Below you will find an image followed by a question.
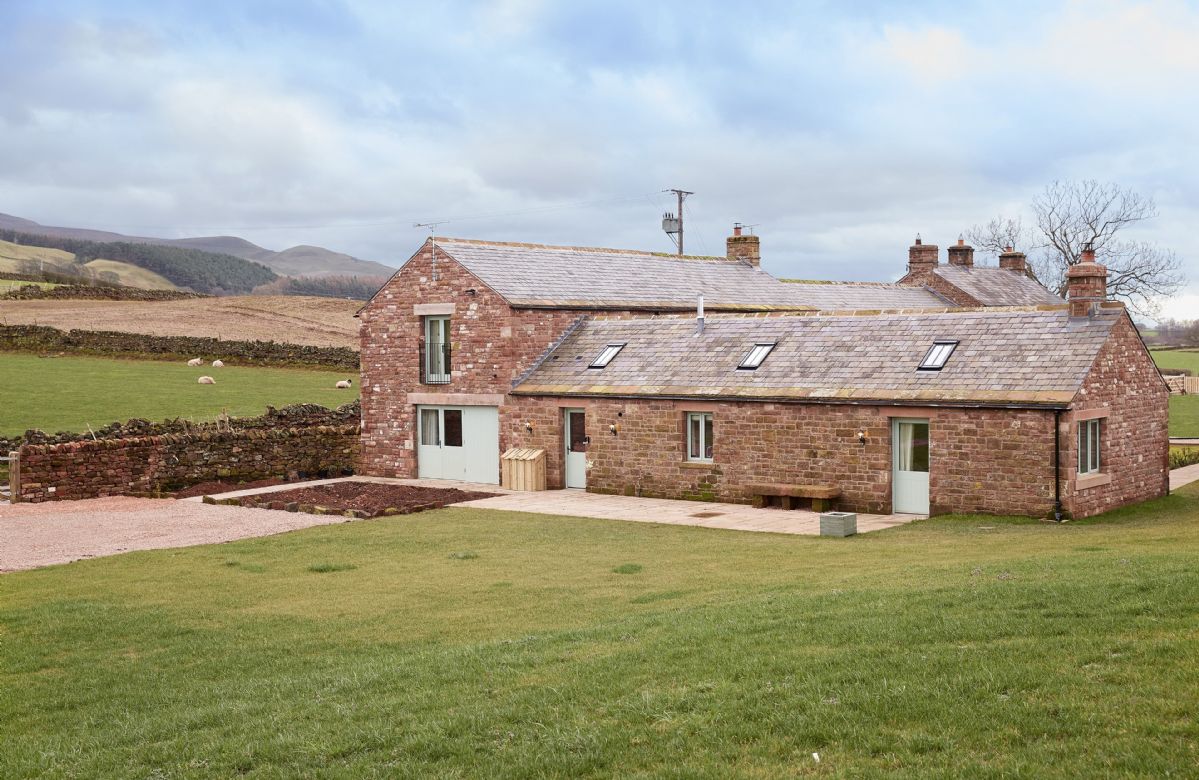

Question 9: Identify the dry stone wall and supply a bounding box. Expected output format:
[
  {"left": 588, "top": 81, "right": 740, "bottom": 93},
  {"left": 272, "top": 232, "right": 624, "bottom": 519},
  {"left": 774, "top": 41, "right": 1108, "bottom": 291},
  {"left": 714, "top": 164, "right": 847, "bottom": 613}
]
[
  {"left": 0, "top": 324, "right": 359, "bottom": 369},
  {"left": 14, "top": 424, "right": 359, "bottom": 503}
]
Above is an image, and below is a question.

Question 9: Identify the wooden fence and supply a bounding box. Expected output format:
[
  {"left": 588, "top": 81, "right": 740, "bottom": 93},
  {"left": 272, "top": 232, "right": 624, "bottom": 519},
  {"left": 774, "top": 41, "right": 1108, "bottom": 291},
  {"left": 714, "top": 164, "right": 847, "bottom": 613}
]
[{"left": 1187, "top": 377, "right": 1199, "bottom": 395}]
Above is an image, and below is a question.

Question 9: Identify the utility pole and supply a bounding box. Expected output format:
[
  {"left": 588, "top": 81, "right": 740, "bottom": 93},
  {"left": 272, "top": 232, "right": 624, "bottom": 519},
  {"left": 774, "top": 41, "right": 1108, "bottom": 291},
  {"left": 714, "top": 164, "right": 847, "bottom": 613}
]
[{"left": 662, "top": 188, "right": 693, "bottom": 255}]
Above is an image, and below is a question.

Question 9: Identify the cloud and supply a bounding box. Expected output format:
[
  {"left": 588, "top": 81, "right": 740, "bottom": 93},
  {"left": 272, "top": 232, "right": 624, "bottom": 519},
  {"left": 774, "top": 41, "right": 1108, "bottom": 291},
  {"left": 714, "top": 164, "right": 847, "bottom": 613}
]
[{"left": 0, "top": 0, "right": 1193, "bottom": 309}]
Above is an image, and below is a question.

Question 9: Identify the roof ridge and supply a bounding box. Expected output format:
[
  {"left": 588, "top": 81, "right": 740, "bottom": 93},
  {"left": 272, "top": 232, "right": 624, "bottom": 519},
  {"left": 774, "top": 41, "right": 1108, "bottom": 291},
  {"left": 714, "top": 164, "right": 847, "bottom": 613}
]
[
  {"left": 433, "top": 236, "right": 731, "bottom": 262},
  {"left": 575, "top": 303, "right": 1076, "bottom": 324},
  {"left": 780, "top": 279, "right": 914, "bottom": 288}
]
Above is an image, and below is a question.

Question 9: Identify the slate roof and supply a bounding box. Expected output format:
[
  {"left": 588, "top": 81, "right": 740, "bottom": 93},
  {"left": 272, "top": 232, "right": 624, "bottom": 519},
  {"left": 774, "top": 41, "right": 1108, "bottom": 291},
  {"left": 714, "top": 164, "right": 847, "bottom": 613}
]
[
  {"left": 781, "top": 280, "right": 950, "bottom": 309},
  {"left": 932, "top": 266, "right": 1063, "bottom": 307},
  {"left": 513, "top": 306, "right": 1118, "bottom": 406},
  {"left": 435, "top": 239, "right": 814, "bottom": 310}
]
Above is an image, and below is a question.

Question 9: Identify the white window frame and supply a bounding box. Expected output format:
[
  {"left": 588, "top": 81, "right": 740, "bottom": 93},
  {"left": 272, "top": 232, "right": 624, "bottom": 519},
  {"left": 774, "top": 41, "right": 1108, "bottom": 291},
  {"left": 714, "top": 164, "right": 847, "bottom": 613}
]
[
  {"left": 424, "top": 315, "right": 451, "bottom": 382},
  {"left": 1078, "top": 418, "right": 1101, "bottom": 475},
  {"left": 589, "top": 343, "right": 625, "bottom": 369},
  {"left": 686, "top": 412, "right": 714, "bottom": 463},
  {"left": 738, "top": 342, "right": 776, "bottom": 370},
  {"left": 918, "top": 340, "right": 958, "bottom": 371}
]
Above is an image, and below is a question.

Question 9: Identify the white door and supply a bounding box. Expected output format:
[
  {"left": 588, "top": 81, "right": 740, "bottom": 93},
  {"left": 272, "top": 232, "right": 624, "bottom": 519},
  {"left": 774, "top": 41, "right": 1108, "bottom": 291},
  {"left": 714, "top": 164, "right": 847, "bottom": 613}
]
[
  {"left": 564, "top": 409, "right": 587, "bottom": 489},
  {"left": 416, "top": 405, "right": 499, "bottom": 484},
  {"left": 892, "top": 418, "right": 930, "bottom": 514}
]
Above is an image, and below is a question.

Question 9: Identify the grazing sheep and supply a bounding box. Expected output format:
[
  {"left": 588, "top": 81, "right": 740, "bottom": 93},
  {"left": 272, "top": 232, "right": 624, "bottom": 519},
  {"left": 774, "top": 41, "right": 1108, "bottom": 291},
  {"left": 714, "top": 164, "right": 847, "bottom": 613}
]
[
  {"left": 336, "top": 379, "right": 353, "bottom": 389},
  {"left": 197, "top": 375, "right": 216, "bottom": 385},
  {"left": 187, "top": 357, "right": 203, "bottom": 367},
  {"left": 211, "top": 359, "right": 225, "bottom": 368}
]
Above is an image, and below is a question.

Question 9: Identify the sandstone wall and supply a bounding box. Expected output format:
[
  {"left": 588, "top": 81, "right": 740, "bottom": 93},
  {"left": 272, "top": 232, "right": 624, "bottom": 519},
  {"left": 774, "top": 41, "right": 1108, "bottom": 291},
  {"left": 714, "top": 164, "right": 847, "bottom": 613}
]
[{"left": 14, "top": 424, "right": 359, "bottom": 503}]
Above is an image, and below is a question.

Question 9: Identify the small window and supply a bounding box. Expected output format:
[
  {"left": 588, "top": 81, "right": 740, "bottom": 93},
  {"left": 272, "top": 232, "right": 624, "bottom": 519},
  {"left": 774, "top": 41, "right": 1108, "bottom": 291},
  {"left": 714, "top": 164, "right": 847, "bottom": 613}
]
[
  {"left": 420, "top": 408, "right": 440, "bottom": 446},
  {"left": 589, "top": 343, "right": 625, "bottom": 369},
  {"left": 1078, "top": 419, "right": 1101, "bottom": 475},
  {"left": 738, "top": 342, "right": 776, "bottom": 370},
  {"left": 918, "top": 340, "right": 958, "bottom": 371},
  {"left": 443, "top": 409, "right": 463, "bottom": 447},
  {"left": 686, "top": 412, "right": 714, "bottom": 462}
]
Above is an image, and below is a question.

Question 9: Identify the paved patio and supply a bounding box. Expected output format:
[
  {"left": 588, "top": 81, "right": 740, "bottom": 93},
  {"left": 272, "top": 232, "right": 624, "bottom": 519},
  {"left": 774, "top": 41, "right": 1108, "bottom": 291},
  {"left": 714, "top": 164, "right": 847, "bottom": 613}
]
[
  {"left": 188, "top": 477, "right": 920, "bottom": 536},
  {"left": 1170, "top": 462, "right": 1199, "bottom": 491}
]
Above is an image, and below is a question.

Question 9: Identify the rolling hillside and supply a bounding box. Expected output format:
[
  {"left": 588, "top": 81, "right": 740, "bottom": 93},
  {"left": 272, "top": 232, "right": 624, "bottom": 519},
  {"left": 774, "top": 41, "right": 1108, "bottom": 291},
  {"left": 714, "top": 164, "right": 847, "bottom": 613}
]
[
  {"left": 0, "top": 239, "right": 178, "bottom": 290},
  {"left": 0, "top": 212, "right": 394, "bottom": 277}
]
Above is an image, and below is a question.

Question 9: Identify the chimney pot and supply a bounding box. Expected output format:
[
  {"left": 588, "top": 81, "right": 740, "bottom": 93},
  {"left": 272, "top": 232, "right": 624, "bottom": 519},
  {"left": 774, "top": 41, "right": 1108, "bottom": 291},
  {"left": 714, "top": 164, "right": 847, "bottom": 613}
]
[
  {"left": 998, "top": 247, "right": 1028, "bottom": 274},
  {"left": 906, "top": 236, "right": 939, "bottom": 280},
  {"left": 947, "top": 240, "right": 974, "bottom": 268},
  {"left": 727, "top": 227, "right": 760, "bottom": 266},
  {"left": 1067, "top": 246, "right": 1108, "bottom": 317}
]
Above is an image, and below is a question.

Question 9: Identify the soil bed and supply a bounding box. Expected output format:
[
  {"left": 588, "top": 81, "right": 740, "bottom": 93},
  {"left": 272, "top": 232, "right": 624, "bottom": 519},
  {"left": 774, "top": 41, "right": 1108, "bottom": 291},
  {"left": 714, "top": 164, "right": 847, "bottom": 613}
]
[
  {"left": 173, "top": 477, "right": 288, "bottom": 499},
  {"left": 227, "top": 482, "right": 497, "bottom": 518}
]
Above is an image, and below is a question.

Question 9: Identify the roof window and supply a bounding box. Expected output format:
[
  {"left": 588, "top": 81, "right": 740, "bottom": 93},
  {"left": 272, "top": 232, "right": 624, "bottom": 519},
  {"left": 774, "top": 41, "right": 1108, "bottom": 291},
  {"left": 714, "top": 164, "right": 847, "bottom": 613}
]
[
  {"left": 589, "top": 343, "right": 625, "bottom": 369},
  {"left": 738, "top": 342, "right": 776, "bottom": 370},
  {"left": 918, "top": 340, "right": 958, "bottom": 371}
]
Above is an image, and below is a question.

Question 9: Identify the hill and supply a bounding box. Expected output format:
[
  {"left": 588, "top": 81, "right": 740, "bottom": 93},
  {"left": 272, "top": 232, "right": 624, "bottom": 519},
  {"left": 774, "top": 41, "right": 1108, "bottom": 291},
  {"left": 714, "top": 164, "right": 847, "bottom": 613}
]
[
  {"left": 0, "top": 212, "right": 395, "bottom": 278},
  {"left": 0, "top": 295, "right": 361, "bottom": 348},
  {"left": 0, "top": 238, "right": 178, "bottom": 290}
]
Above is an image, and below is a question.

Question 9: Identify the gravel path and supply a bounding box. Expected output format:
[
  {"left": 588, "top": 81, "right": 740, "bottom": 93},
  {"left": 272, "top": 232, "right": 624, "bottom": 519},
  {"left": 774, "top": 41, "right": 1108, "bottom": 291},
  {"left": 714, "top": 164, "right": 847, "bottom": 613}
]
[{"left": 0, "top": 497, "right": 359, "bottom": 572}]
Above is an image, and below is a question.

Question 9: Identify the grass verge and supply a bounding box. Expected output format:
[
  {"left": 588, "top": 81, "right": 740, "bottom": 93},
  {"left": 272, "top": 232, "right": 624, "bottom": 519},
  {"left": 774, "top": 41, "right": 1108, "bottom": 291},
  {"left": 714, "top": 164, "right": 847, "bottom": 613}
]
[
  {"left": 3, "top": 485, "right": 1199, "bottom": 776},
  {"left": 1169, "top": 395, "right": 1199, "bottom": 438}
]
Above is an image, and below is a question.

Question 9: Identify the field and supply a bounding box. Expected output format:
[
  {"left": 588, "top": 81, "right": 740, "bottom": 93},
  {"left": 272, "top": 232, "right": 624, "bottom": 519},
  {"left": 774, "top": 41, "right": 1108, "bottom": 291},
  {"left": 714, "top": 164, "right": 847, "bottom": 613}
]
[
  {"left": 1152, "top": 348, "right": 1199, "bottom": 374},
  {"left": 0, "top": 353, "right": 357, "bottom": 436},
  {"left": 0, "top": 295, "right": 360, "bottom": 348},
  {"left": 2, "top": 484, "right": 1197, "bottom": 777},
  {"left": 0, "top": 239, "right": 177, "bottom": 290},
  {"left": 0, "top": 279, "right": 59, "bottom": 292},
  {"left": 1170, "top": 396, "right": 1199, "bottom": 437}
]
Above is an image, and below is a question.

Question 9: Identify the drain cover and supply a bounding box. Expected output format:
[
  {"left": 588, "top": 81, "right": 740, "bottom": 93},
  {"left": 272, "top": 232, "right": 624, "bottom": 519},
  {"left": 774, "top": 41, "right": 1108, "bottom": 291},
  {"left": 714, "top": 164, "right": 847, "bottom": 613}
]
[{"left": 690, "top": 511, "right": 724, "bottom": 518}]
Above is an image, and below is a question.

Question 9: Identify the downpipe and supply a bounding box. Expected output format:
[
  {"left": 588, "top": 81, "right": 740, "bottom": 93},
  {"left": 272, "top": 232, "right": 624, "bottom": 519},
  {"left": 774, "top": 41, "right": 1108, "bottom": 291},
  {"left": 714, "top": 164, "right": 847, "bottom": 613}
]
[{"left": 1053, "top": 409, "right": 1064, "bottom": 522}]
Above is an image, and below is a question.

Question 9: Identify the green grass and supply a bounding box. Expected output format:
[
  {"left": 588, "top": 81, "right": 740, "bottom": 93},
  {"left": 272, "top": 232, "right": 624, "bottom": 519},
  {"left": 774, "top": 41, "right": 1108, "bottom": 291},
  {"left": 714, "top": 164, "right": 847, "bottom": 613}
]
[
  {"left": 1152, "top": 348, "right": 1199, "bottom": 374},
  {"left": 0, "top": 279, "right": 59, "bottom": 292},
  {"left": 1169, "top": 395, "right": 1199, "bottom": 438},
  {"left": 4, "top": 487, "right": 1199, "bottom": 777},
  {"left": 0, "top": 353, "right": 357, "bottom": 436}
]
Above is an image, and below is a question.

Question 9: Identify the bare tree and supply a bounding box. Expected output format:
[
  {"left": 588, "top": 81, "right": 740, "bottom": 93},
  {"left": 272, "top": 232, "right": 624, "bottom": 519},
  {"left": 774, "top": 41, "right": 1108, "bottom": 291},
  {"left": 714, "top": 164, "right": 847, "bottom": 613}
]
[
  {"left": 969, "top": 180, "right": 1185, "bottom": 315},
  {"left": 965, "top": 215, "right": 1034, "bottom": 260}
]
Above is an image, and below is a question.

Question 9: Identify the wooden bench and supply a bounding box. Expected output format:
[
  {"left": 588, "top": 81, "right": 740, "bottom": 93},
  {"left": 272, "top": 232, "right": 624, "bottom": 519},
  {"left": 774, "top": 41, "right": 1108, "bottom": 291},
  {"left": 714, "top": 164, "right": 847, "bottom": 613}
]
[{"left": 746, "top": 483, "right": 841, "bottom": 512}]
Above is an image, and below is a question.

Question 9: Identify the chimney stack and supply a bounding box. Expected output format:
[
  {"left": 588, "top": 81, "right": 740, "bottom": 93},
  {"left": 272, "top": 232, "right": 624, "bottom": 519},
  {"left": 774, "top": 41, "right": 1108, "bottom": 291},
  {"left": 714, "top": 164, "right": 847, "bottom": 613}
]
[
  {"left": 906, "top": 235, "right": 939, "bottom": 279},
  {"left": 998, "top": 245, "right": 1028, "bottom": 274},
  {"left": 1067, "top": 244, "right": 1108, "bottom": 317},
  {"left": 947, "top": 236, "right": 974, "bottom": 268},
  {"left": 727, "top": 223, "right": 760, "bottom": 267}
]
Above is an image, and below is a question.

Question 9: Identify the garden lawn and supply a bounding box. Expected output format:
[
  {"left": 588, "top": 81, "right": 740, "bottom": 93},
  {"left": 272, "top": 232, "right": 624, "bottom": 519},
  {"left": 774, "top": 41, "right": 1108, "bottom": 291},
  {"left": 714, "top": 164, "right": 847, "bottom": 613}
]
[
  {"left": 0, "top": 353, "right": 357, "bottom": 436},
  {"left": 1170, "top": 395, "right": 1199, "bottom": 437},
  {"left": 3, "top": 485, "right": 1199, "bottom": 777}
]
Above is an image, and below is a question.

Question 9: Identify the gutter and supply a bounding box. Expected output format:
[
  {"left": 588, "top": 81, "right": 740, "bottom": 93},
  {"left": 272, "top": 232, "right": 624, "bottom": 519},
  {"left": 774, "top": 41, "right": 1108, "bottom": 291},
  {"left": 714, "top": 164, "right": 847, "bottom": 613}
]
[{"left": 507, "top": 389, "right": 1071, "bottom": 412}]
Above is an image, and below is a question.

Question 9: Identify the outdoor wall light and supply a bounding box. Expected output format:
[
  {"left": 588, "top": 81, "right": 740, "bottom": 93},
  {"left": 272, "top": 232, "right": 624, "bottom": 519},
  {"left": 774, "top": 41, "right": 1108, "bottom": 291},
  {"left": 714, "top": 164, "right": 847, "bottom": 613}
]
[
  {"left": 857, "top": 429, "right": 867, "bottom": 444},
  {"left": 609, "top": 424, "right": 619, "bottom": 436},
  {"left": 525, "top": 422, "right": 534, "bottom": 433}
]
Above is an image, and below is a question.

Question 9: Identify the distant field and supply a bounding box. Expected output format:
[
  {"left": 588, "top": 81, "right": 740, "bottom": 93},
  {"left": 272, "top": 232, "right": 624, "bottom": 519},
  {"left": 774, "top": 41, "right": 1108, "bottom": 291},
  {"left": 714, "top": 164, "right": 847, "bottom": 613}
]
[
  {"left": 0, "top": 353, "right": 357, "bottom": 436},
  {"left": 0, "top": 239, "right": 178, "bottom": 291},
  {"left": 1151, "top": 348, "right": 1199, "bottom": 374},
  {"left": 0, "top": 295, "right": 360, "bottom": 348},
  {"left": 1171, "top": 396, "right": 1199, "bottom": 438},
  {"left": 0, "top": 279, "right": 59, "bottom": 292}
]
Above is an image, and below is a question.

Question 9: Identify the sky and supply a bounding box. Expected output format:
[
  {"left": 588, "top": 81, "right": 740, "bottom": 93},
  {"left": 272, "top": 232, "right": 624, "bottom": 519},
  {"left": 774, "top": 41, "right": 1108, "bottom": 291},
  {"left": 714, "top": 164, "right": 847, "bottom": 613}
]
[{"left": 1, "top": 0, "right": 1196, "bottom": 319}]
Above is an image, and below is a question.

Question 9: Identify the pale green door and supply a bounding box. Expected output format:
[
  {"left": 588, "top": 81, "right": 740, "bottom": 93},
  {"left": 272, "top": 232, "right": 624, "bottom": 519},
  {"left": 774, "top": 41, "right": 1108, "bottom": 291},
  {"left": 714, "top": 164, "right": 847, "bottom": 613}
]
[
  {"left": 892, "top": 418, "right": 930, "bottom": 514},
  {"left": 564, "top": 409, "right": 587, "bottom": 489}
]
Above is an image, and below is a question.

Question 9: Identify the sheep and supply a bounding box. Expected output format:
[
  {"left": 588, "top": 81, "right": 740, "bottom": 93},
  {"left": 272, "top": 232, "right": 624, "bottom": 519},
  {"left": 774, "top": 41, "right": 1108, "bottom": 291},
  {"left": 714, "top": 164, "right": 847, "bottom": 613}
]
[
  {"left": 197, "top": 376, "right": 216, "bottom": 385},
  {"left": 211, "top": 359, "right": 225, "bottom": 368},
  {"left": 335, "top": 379, "right": 353, "bottom": 389},
  {"left": 187, "top": 357, "right": 203, "bottom": 367}
]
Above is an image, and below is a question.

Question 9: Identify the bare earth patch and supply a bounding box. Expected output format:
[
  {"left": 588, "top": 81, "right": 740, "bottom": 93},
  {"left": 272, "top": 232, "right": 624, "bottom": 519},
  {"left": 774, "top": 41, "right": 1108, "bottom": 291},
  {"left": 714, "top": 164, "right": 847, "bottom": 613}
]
[
  {"left": 173, "top": 477, "right": 289, "bottom": 499},
  {"left": 232, "top": 482, "right": 496, "bottom": 516},
  {"left": 0, "top": 496, "right": 363, "bottom": 572}
]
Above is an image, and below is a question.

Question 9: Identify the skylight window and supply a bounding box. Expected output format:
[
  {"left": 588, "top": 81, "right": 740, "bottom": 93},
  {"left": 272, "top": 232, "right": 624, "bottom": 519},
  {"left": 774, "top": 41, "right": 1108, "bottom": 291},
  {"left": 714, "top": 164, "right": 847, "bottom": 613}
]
[
  {"left": 918, "top": 340, "right": 958, "bottom": 371},
  {"left": 738, "top": 342, "right": 776, "bottom": 370},
  {"left": 588, "top": 343, "right": 625, "bottom": 369}
]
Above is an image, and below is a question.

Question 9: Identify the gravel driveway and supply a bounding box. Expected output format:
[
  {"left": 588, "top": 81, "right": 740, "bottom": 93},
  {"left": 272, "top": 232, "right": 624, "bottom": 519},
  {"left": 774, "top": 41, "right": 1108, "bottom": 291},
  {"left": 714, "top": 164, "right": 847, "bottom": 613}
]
[{"left": 0, "top": 497, "right": 359, "bottom": 572}]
